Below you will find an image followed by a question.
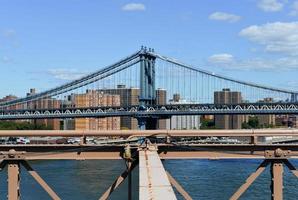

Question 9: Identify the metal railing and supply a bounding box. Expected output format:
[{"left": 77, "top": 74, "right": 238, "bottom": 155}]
[{"left": 0, "top": 129, "right": 298, "bottom": 200}]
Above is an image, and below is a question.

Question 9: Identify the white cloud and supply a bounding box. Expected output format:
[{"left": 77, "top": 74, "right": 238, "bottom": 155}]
[
  {"left": 237, "top": 57, "right": 298, "bottom": 70},
  {"left": 1, "top": 29, "right": 20, "bottom": 48},
  {"left": 47, "top": 69, "right": 88, "bottom": 80},
  {"left": 1, "top": 29, "right": 16, "bottom": 38},
  {"left": 290, "top": 1, "right": 298, "bottom": 16},
  {"left": 239, "top": 21, "right": 298, "bottom": 56},
  {"left": 257, "top": 0, "right": 284, "bottom": 12},
  {"left": 208, "top": 12, "right": 241, "bottom": 23},
  {"left": 208, "top": 54, "right": 298, "bottom": 71},
  {"left": 208, "top": 54, "right": 234, "bottom": 64},
  {"left": 286, "top": 81, "right": 298, "bottom": 88},
  {"left": 1, "top": 56, "right": 13, "bottom": 63},
  {"left": 122, "top": 3, "right": 145, "bottom": 11}
]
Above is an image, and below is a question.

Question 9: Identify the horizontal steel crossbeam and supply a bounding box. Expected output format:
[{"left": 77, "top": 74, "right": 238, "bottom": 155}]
[
  {"left": 0, "top": 130, "right": 297, "bottom": 160},
  {"left": 1, "top": 103, "right": 298, "bottom": 120}
]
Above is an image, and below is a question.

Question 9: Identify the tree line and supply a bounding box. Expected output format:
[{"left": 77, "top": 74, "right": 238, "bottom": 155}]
[{"left": 0, "top": 121, "right": 52, "bottom": 130}]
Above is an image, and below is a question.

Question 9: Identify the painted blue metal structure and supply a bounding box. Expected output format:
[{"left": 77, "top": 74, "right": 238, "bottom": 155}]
[{"left": 0, "top": 47, "right": 297, "bottom": 125}]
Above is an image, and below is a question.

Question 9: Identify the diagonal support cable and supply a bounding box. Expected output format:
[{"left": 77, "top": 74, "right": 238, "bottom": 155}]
[
  {"left": 21, "top": 161, "right": 61, "bottom": 200},
  {"left": 230, "top": 159, "right": 270, "bottom": 200},
  {"left": 283, "top": 159, "right": 298, "bottom": 178},
  {"left": 99, "top": 160, "right": 138, "bottom": 200},
  {"left": 166, "top": 171, "right": 193, "bottom": 200},
  {"left": 0, "top": 159, "right": 6, "bottom": 171}
]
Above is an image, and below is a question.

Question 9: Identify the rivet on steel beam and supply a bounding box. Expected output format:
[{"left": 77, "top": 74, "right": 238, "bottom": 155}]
[
  {"left": 8, "top": 149, "right": 16, "bottom": 158},
  {"left": 274, "top": 148, "right": 283, "bottom": 157}
]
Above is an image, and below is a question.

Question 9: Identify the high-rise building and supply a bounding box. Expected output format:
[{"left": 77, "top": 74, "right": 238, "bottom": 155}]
[
  {"left": 65, "top": 90, "right": 121, "bottom": 130},
  {"left": 289, "top": 115, "right": 298, "bottom": 128},
  {"left": 257, "top": 97, "right": 276, "bottom": 127},
  {"left": 98, "top": 85, "right": 140, "bottom": 129},
  {"left": 0, "top": 95, "right": 21, "bottom": 110},
  {"left": 166, "top": 94, "right": 201, "bottom": 130},
  {"left": 27, "top": 88, "right": 36, "bottom": 97},
  {"left": 275, "top": 115, "right": 298, "bottom": 128},
  {"left": 23, "top": 89, "right": 61, "bottom": 130},
  {"left": 172, "top": 94, "right": 180, "bottom": 102},
  {"left": 156, "top": 88, "right": 167, "bottom": 129},
  {"left": 98, "top": 85, "right": 167, "bottom": 130},
  {"left": 214, "top": 89, "right": 243, "bottom": 129},
  {"left": 0, "top": 95, "right": 18, "bottom": 103},
  {"left": 32, "top": 98, "right": 61, "bottom": 130}
]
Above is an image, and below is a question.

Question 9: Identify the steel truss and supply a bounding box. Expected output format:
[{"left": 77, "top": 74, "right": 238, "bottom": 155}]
[
  {"left": 0, "top": 130, "right": 298, "bottom": 199},
  {"left": 0, "top": 150, "right": 61, "bottom": 200},
  {"left": 1, "top": 103, "right": 298, "bottom": 120},
  {"left": 1, "top": 146, "right": 298, "bottom": 199},
  {"left": 0, "top": 143, "right": 192, "bottom": 200},
  {"left": 230, "top": 151, "right": 298, "bottom": 200}
]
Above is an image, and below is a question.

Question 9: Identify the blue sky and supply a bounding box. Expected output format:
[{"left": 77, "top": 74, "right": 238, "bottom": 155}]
[{"left": 1, "top": 0, "right": 298, "bottom": 97}]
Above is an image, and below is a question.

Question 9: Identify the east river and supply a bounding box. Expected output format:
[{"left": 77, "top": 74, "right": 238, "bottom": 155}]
[{"left": 1, "top": 159, "right": 298, "bottom": 200}]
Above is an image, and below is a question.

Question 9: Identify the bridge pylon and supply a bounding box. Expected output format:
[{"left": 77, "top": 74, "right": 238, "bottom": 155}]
[
  {"left": 139, "top": 47, "right": 156, "bottom": 106},
  {"left": 138, "top": 47, "right": 158, "bottom": 130},
  {"left": 291, "top": 93, "right": 298, "bottom": 102}
]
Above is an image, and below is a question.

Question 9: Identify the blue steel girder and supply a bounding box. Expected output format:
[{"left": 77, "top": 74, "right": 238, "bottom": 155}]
[{"left": 1, "top": 103, "right": 298, "bottom": 120}]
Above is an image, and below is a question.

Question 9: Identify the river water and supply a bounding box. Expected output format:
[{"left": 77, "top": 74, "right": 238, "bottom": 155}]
[{"left": 1, "top": 159, "right": 298, "bottom": 200}]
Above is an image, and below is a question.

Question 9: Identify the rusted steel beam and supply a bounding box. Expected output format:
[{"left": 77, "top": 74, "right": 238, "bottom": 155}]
[
  {"left": 28, "top": 144, "right": 298, "bottom": 148},
  {"left": 7, "top": 161, "right": 20, "bottom": 200},
  {"left": 26, "top": 152, "right": 123, "bottom": 160},
  {"left": 283, "top": 160, "right": 298, "bottom": 178},
  {"left": 0, "top": 144, "right": 298, "bottom": 160},
  {"left": 0, "top": 145, "right": 126, "bottom": 152},
  {"left": 4, "top": 151, "right": 265, "bottom": 161},
  {"left": 0, "top": 145, "right": 126, "bottom": 160},
  {"left": 22, "top": 151, "right": 288, "bottom": 160},
  {"left": 3, "top": 144, "right": 298, "bottom": 158},
  {"left": 271, "top": 161, "right": 283, "bottom": 200},
  {"left": 3, "top": 143, "right": 298, "bottom": 156},
  {"left": 99, "top": 160, "right": 138, "bottom": 200},
  {"left": 21, "top": 161, "right": 61, "bottom": 200},
  {"left": 1, "top": 149, "right": 298, "bottom": 161},
  {"left": 230, "top": 160, "right": 269, "bottom": 200},
  {"left": 166, "top": 171, "right": 193, "bottom": 200},
  {"left": 0, "top": 129, "right": 297, "bottom": 137},
  {"left": 16, "top": 151, "right": 272, "bottom": 160}
]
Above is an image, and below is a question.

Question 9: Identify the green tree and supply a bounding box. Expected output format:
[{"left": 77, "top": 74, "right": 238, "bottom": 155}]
[
  {"left": 200, "top": 118, "right": 215, "bottom": 130},
  {"left": 242, "top": 116, "right": 260, "bottom": 129},
  {"left": 248, "top": 116, "right": 259, "bottom": 128},
  {"left": 0, "top": 121, "right": 52, "bottom": 130}
]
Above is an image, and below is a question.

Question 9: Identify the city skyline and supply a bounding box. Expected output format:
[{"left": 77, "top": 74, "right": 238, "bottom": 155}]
[
  {"left": 1, "top": 2, "right": 298, "bottom": 199},
  {"left": 1, "top": 0, "right": 298, "bottom": 97}
]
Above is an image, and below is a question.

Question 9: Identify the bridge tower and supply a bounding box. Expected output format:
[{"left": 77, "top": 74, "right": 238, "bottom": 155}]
[
  {"left": 291, "top": 93, "right": 298, "bottom": 102},
  {"left": 139, "top": 47, "right": 156, "bottom": 106},
  {"left": 138, "top": 47, "right": 157, "bottom": 130}
]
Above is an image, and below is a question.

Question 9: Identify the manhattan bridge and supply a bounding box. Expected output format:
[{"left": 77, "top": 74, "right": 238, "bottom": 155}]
[
  {"left": 0, "top": 47, "right": 297, "bottom": 129},
  {"left": 1, "top": 47, "right": 298, "bottom": 200}
]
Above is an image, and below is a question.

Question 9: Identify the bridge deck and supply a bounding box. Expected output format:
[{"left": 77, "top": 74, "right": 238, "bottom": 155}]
[{"left": 139, "top": 146, "right": 177, "bottom": 200}]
